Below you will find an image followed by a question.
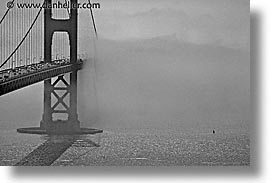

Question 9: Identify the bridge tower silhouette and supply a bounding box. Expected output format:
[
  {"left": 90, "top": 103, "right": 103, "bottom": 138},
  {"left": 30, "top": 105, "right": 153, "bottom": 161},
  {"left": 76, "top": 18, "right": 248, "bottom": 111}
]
[{"left": 40, "top": 0, "right": 80, "bottom": 134}]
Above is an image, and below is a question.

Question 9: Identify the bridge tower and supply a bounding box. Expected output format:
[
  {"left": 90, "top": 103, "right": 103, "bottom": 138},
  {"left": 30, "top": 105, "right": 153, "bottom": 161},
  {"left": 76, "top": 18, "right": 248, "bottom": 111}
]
[
  {"left": 0, "top": 0, "right": 102, "bottom": 135},
  {"left": 39, "top": 0, "right": 79, "bottom": 134}
]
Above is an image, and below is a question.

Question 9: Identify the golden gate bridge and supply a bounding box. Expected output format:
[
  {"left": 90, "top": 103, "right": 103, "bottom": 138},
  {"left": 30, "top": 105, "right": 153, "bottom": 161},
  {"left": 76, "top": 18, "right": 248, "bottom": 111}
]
[{"left": 0, "top": 0, "right": 102, "bottom": 135}]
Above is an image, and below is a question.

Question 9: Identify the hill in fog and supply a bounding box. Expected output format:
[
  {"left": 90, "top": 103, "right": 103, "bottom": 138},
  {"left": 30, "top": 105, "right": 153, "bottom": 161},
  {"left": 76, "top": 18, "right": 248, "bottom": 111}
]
[{"left": 78, "top": 37, "right": 249, "bottom": 130}]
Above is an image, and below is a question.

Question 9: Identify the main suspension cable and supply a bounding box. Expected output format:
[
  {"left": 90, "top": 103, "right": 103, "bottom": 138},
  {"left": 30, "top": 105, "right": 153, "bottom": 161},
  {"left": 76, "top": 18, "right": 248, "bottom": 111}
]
[
  {"left": 88, "top": 0, "right": 98, "bottom": 39},
  {"left": 0, "top": 6, "right": 43, "bottom": 69}
]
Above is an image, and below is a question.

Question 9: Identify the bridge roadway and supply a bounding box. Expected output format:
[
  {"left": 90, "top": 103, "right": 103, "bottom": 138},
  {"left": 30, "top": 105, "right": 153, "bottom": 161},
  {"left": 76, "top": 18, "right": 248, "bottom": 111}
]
[{"left": 0, "top": 59, "right": 84, "bottom": 96}]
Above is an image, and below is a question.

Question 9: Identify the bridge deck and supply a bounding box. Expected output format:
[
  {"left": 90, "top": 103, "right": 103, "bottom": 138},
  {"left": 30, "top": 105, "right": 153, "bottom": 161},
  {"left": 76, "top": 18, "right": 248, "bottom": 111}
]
[{"left": 0, "top": 59, "right": 84, "bottom": 96}]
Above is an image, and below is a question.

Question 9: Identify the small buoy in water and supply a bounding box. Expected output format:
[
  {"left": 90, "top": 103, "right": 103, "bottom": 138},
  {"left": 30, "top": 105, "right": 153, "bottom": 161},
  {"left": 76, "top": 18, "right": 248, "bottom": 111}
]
[{"left": 213, "top": 130, "right": 215, "bottom": 134}]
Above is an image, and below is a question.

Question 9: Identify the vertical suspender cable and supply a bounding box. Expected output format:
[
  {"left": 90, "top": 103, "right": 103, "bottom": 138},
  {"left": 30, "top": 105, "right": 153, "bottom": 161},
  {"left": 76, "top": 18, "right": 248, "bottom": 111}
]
[
  {"left": 7, "top": 10, "right": 9, "bottom": 68},
  {"left": 27, "top": 0, "right": 29, "bottom": 65},
  {"left": 61, "top": 8, "right": 63, "bottom": 59},
  {"left": 62, "top": 7, "right": 64, "bottom": 59},
  {"left": 5, "top": 14, "right": 7, "bottom": 69},
  {"left": 11, "top": 6, "right": 13, "bottom": 68},
  {"left": 36, "top": 5, "right": 37, "bottom": 63},
  {"left": 19, "top": 2, "right": 21, "bottom": 66},
  {"left": 34, "top": 1, "right": 36, "bottom": 63},
  {"left": 10, "top": 8, "right": 12, "bottom": 68},
  {"left": 14, "top": 4, "right": 16, "bottom": 67},
  {"left": 36, "top": 4, "right": 38, "bottom": 63},
  {"left": 4, "top": 10, "right": 6, "bottom": 69},
  {"left": 26, "top": 0, "right": 29, "bottom": 65},
  {"left": 25, "top": 2, "right": 27, "bottom": 65},
  {"left": 40, "top": 6, "right": 42, "bottom": 61},
  {"left": 18, "top": 2, "right": 20, "bottom": 67},
  {"left": 31, "top": 0, "right": 33, "bottom": 63},
  {"left": 25, "top": 4, "right": 27, "bottom": 66},
  {"left": 8, "top": 9, "right": 11, "bottom": 68},
  {"left": 16, "top": 4, "right": 18, "bottom": 67},
  {"left": 28, "top": 0, "right": 30, "bottom": 65},
  {"left": 30, "top": 0, "right": 32, "bottom": 64},
  {"left": 22, "top": 2, "right": 25, "bottom": 65},
  {"left": 3, "top": 16, "right": 5, "bottom": 69},
  {"left": 11, "top": 7, "right": 13, "bottom": 68},
  {"left": 18, "top": 1, "right": 20, "bottom": 66},
  {"left": 12, "top": 4, "right": 14, "bottom": 68},
  {"left": 41, "top": 4, "right": 43, "bottom": 61},
  {"left": 26, "top": 3, "right": 27, "bottom": 66},
  {"left": 22, "top": 1, "right": 24, "bottom": 65},
  {"left": 15, "top": 3, "right": 17, "bottom": 67}
]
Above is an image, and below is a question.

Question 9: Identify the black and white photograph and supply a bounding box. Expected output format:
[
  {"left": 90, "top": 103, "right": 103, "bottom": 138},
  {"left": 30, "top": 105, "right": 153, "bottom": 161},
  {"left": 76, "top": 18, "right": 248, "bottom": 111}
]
[{"left": 0, "top": 0, "right": 250, "bottom": 168}]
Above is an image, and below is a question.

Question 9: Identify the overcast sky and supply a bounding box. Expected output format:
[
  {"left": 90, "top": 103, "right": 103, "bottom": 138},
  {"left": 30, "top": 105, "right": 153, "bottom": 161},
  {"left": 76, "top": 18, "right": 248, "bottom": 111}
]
[{"left": 79, "top": 0, "right": 249, "bottom": 50}]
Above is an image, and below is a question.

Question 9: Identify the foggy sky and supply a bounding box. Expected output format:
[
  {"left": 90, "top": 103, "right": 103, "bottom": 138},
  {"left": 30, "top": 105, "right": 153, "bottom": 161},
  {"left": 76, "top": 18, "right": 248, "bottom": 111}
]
[{"left": 79, "top": 0, "right": 249, "bottom": 50}]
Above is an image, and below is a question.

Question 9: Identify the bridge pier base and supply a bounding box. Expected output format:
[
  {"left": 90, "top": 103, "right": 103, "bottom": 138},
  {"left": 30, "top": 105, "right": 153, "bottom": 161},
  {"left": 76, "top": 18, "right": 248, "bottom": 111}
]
[
  {"left": 17, "top": 127, "right": 103, "bottom": 135},
  {"left": 40, "top": 119, "right": 80, "bottom": 135}
]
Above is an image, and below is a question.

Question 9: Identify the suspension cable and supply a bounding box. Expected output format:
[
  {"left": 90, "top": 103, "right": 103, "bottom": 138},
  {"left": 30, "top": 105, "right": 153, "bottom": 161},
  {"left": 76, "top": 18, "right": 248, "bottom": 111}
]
[
  {"left": 0, "top": 6, "right": 43, "bottom": 69},
  {"left": 87, "top": 0, "right": 98, "bottom": 39},
  {"left": 0, "top": 0, "right": 15, "bottom": 26}
]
